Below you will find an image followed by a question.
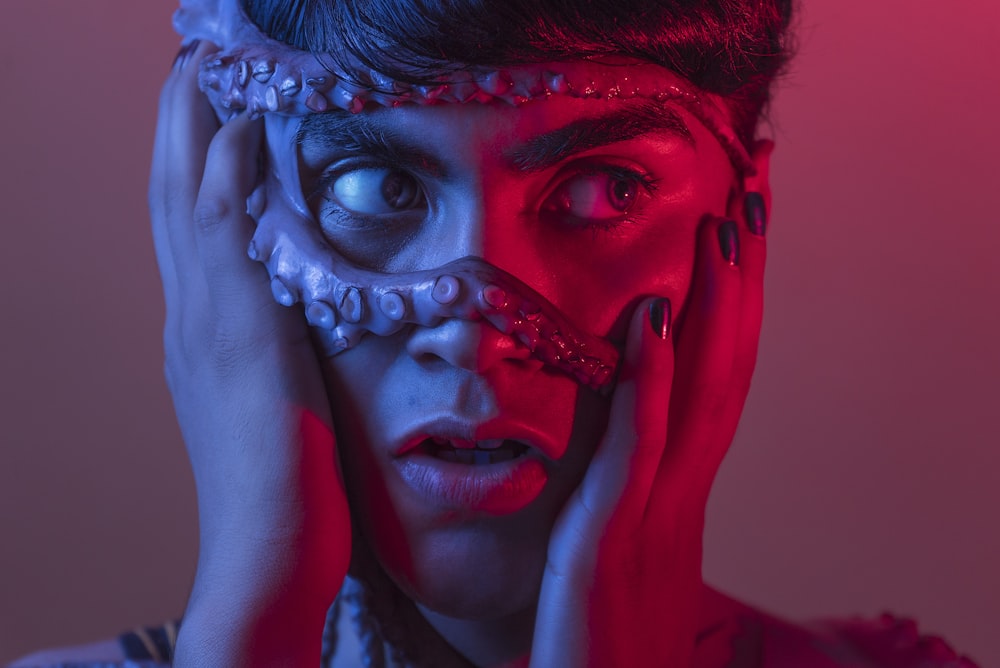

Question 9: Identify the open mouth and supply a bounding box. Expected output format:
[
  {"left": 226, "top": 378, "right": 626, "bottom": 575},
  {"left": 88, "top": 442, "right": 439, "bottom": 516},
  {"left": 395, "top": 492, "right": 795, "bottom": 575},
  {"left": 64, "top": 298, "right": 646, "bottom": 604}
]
[
  {"left": 419, "top": 437, "right": 530, "bottom": 465},
  {"left": 394, "top": 431, "right": 549, "bottom": 511}
]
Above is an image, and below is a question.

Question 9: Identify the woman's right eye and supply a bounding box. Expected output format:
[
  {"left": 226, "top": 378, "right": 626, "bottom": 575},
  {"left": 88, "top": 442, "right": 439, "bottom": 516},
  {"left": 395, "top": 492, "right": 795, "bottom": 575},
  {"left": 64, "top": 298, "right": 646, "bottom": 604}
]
[{"left": 322, "top": 167, "right": 426, "bottom": 216}]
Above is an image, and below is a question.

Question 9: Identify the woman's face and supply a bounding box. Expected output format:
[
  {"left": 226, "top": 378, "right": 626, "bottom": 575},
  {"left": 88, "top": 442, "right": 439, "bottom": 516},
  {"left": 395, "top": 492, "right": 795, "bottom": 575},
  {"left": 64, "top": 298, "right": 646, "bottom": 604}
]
[{"left": 299, "top": 78, "right": 740, "bottom": 620}]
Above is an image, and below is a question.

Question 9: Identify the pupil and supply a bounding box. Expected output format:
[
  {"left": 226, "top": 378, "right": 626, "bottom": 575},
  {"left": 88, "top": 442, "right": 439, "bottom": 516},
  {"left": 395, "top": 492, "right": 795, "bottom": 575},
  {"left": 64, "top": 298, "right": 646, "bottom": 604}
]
[
  {"left": 381, "top": 172, "right": 418, "bottom": 208},
  {"left": 608, "top": 178, "right": 636, "bottom": 212}
]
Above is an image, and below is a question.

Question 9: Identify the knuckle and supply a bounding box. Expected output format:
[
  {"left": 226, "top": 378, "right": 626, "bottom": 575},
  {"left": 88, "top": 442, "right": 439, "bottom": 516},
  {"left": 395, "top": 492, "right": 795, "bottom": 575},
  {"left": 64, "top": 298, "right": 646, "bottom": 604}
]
[
  {"left": 209, "top": 329, "right": 246, "bottom": 367},
  {"left": 192, "top": 198, "right": 231, "bottom": 235},
  {"left": 204, "top": 322, "right": 260, "bottom": 379},
  {"left": 164, "top": 318, "right": 256, "bottom": 386}
]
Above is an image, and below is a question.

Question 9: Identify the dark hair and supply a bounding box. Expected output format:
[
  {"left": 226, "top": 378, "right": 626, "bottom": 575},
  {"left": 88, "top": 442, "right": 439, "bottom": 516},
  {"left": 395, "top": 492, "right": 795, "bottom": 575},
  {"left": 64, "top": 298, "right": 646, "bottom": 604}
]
[{"left": 242, "top": 0, "right": 795, "bottom": 145}]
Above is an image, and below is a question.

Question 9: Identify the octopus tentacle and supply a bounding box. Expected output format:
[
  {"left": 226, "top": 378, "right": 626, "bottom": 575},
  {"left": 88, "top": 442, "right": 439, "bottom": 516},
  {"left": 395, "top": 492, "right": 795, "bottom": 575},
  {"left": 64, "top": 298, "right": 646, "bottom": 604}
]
[
  {"left": 196, "top": 47, "right": 754, "bottom": 174},
  {"left": 175, "top": 0, "right": 755, "bottom": 175},
  {"left": 248, "top": 184, "right": 620, "bottom": 392}
]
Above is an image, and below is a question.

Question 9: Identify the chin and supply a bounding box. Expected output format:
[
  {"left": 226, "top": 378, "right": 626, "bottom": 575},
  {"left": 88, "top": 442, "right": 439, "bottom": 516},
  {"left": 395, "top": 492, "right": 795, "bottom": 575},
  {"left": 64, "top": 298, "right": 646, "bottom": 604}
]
[
  {"left": 349, "top": 418, "right": 601, "bottom": 623},
  {"left": 345, "top": 473, "right": 560, "bottom": 620},
  {"left": 391, "top": 518, "right": 551, "bottom": 621}
]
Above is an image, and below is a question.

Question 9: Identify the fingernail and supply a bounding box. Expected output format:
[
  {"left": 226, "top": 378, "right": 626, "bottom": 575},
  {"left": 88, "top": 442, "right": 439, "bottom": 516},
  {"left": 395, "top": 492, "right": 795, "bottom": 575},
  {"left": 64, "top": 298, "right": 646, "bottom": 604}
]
[
  {"left": 648, "top": 298, "right": 672, "bottom": 340},
  {"left": 744, "top": 192, "right": 767, "bottom": 237},
  {"left": 718, "top": 219, "right": 739, "bottom": 266},
  {"left": 172, "top": 39, "right": 201, "bottom": 71}
]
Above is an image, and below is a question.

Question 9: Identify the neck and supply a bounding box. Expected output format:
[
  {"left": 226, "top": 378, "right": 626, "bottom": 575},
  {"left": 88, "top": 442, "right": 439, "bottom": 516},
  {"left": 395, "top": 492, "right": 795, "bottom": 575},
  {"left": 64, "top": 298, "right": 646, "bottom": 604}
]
[{"left": 416, "top": 602, "right": 535, "bottom": 668}]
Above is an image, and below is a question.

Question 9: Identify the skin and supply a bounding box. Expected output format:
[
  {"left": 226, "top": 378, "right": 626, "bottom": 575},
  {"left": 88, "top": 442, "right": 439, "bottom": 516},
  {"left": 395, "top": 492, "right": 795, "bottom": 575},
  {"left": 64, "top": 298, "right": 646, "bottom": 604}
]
[{"left": 153, "top": 41, "right": 774, "bottom": 667}]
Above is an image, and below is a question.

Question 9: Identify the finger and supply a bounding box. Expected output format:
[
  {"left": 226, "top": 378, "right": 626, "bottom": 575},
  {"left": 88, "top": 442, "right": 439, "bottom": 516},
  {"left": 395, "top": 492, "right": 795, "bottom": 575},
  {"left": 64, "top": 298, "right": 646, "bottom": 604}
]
[
  {"left": 191, "top": 112, "right": 268, "bottom": 323},
  {"left": 722, "top": 142, "right": 773, "bottom": 420},
  {"left": 576, "top": 295, "right": 675, "bottom": 525},
  {"left": 150, "top": 42, "right": 195, "bottom": 300},
  {"left": 151, "top": 40, "right": 221, "bottom": 302},
  {"left": 724, "top": 192, "right": 767, "bottom": 432},
  {"left": 650, "top": 216, "right": 744, "bottom": 511}
]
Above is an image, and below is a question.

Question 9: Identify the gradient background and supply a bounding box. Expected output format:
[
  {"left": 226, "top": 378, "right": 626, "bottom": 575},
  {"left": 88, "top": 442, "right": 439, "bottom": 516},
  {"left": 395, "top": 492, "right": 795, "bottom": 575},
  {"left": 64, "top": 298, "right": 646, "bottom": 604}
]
[{"left": 1, "top": 0, "right": 997, "bottom": 664}]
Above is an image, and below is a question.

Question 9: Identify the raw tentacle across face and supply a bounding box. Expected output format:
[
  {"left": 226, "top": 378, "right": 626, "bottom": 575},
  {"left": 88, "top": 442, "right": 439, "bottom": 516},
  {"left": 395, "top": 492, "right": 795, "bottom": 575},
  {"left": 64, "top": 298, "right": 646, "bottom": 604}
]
[
  {"left": 174, "top": 0, "right": 752, "bottom": 391},
  {"left": 246, "top": 174, "right": 619, "bottom": 391}
]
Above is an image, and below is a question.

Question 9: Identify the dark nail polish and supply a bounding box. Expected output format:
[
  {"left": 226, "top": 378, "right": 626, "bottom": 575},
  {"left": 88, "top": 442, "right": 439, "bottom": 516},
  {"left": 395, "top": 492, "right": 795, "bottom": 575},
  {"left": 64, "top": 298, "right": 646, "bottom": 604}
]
[
  {"left": 649, "top": 298, "right": 672, "bottom": 340},
  {"left": 718, "top": 219, "right": 739, "bottom": 266},
  {"left": 172, "top": 39, "right": 201, "bottom": 71},
  {"left": 744, "top": 192, "right": 767, "bottom": 237}
]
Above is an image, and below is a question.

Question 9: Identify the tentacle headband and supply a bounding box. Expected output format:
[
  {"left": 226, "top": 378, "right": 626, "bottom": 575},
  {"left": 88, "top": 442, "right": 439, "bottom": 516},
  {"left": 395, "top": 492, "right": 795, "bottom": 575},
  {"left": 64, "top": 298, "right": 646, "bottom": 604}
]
[{"left": 174, "top": 0, "right": 755, "bottom": 175}]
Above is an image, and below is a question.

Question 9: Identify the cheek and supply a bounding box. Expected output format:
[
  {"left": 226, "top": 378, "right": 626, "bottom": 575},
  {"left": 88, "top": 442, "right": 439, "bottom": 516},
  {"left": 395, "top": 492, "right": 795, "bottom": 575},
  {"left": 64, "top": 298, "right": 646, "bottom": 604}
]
[
  {"left": 319, "top": 340, "right": 397, "bottom": 510},
  {"left": 535, "top": 171, "right": 732, "bottom": 342},
  {"left": 531, "top": 219, "right": 698, "bottom": 344},
  {"left": 321, "top": 345, "right": 422, "bottom": 584}
]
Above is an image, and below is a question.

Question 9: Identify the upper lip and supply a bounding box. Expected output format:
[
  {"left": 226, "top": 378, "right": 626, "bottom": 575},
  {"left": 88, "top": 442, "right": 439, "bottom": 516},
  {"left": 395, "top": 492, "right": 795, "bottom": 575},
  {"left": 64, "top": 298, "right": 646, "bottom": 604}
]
[{"left": 394, "top": 415, "right": 560, "bottom": 460}]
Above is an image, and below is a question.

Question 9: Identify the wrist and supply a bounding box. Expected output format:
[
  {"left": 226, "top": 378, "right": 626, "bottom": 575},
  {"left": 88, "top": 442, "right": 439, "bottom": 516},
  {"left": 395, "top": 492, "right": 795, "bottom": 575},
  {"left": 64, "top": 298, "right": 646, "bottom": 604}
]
[
  {"left": 175, "top": 585, "right": 332, "bottom": 667},
  {"left": 177, "top": 534, "right": 345, "bottom": 666}
]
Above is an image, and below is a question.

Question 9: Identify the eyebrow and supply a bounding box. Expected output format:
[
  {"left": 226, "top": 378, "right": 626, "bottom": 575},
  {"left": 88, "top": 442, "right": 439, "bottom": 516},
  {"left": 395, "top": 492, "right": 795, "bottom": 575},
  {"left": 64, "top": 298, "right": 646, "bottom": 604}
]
[
  {"left": 507, "top": 101, "right": 695, "bottom": 173},
  {"left": 296, "top": 100, "right": 694, "bottom": 176},
  {"left": 297, "top": 112, "right": 445, "bottom": 177}
]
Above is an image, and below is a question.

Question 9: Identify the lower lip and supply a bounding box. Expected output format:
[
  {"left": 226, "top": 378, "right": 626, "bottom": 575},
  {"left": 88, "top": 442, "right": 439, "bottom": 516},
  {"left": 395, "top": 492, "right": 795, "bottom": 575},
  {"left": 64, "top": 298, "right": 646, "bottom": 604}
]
[{"left": 393, "top": 450, "right": 548, "bottom": 515}]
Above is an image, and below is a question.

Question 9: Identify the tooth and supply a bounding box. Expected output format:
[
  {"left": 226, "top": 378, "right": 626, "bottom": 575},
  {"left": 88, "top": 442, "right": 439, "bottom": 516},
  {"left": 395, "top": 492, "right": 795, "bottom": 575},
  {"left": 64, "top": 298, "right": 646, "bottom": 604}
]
[
  {"left": 455, "top": 450, "right": 475, "bottom": 465},
  {"left": 473, "top": 450, "right": 491, "bottom": 465},
  {"left": 437, "top": 449, "right": 458, "bottom": 463},
  {"left": 478, "top": 439, "right": 505, "bottom": 450}
]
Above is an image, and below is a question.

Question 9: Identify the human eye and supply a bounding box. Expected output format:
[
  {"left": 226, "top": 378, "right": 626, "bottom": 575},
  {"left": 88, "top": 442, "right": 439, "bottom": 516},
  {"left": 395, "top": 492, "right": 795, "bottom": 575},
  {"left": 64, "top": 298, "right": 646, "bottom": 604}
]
[
  {"left": 314, "top": 166, "right": 427, "bottom": 217},
  {"left": 540, "top": 163, "right": 658, "bottom": 230}
]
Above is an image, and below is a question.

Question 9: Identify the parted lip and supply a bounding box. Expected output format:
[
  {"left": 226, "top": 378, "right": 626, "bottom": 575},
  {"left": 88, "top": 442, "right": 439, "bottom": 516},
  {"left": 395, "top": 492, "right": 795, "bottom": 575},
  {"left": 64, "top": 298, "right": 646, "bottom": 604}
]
[{"left": 393, "top": 415, "right": 560, "bottom": 461}]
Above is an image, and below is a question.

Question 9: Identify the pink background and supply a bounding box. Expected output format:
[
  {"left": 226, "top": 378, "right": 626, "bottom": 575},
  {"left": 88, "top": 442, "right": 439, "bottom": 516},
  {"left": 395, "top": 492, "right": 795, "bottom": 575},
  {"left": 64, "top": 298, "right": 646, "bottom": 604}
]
[{"left": 1, "top": 0, "right": 997, "bottom": 664}]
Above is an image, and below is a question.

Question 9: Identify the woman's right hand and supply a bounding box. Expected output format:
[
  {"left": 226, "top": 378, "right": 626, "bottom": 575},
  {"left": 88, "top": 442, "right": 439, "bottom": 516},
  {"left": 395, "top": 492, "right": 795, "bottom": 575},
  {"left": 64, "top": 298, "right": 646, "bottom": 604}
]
[{"left": 150, "top": 41, "right": 351, "bottom": 667}]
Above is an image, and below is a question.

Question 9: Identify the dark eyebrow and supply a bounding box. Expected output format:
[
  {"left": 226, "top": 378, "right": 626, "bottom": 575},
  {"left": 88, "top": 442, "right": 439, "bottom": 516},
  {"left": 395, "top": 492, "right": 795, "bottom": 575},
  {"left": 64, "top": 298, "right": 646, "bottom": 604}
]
[
  {"left": 296, "top": 112, "right": 444, "bottom": 177},
  {"left": 507, "top": 101, "right": 694, "bottom": 173}
]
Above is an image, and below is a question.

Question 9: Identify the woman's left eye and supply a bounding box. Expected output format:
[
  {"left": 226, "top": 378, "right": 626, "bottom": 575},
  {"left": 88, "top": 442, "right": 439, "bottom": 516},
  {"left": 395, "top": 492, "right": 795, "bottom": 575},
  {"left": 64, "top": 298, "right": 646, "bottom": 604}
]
[
  {"left": 541, "top": 168, "right": 654, "bottom": 224},
  {"left": 323, "top": 167, "right": 426, "bottom": 216}
]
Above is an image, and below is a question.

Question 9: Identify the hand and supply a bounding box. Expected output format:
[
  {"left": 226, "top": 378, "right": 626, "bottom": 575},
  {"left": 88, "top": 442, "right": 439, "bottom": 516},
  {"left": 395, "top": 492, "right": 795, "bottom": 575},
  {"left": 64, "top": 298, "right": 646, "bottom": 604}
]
[
  {"left": 149, "top": 42, "right": 350, "bottom": 666},
  {"left": 530, "top": 209, "right": 766, "bottom": 667}
]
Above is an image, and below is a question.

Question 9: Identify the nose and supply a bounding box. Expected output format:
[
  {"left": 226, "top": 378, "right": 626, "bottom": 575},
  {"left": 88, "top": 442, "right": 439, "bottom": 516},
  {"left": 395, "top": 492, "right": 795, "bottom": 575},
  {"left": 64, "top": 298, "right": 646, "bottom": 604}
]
[
  {"left": 403, "top": 167, "right": 547, "bottom": 372},
  {"left": 406, "top": 317, "right": 536, "bottom": 373}
]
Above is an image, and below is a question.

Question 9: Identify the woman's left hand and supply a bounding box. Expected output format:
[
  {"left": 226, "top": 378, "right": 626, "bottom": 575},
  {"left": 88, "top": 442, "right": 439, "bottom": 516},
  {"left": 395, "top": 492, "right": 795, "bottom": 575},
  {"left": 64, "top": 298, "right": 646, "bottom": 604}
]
[{"left": 530, "top": 207, "right": 766, "bottom": 667}]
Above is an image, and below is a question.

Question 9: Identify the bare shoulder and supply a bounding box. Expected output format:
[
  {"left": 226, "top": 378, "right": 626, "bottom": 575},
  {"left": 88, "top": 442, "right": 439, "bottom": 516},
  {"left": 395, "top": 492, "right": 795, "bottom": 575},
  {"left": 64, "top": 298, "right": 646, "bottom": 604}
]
[
  {"left": 695, "top": 586, "right": 979, "bottom": 668},
  {"left": 7, "top": 638, "right": 129, "bottom": 667}
]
